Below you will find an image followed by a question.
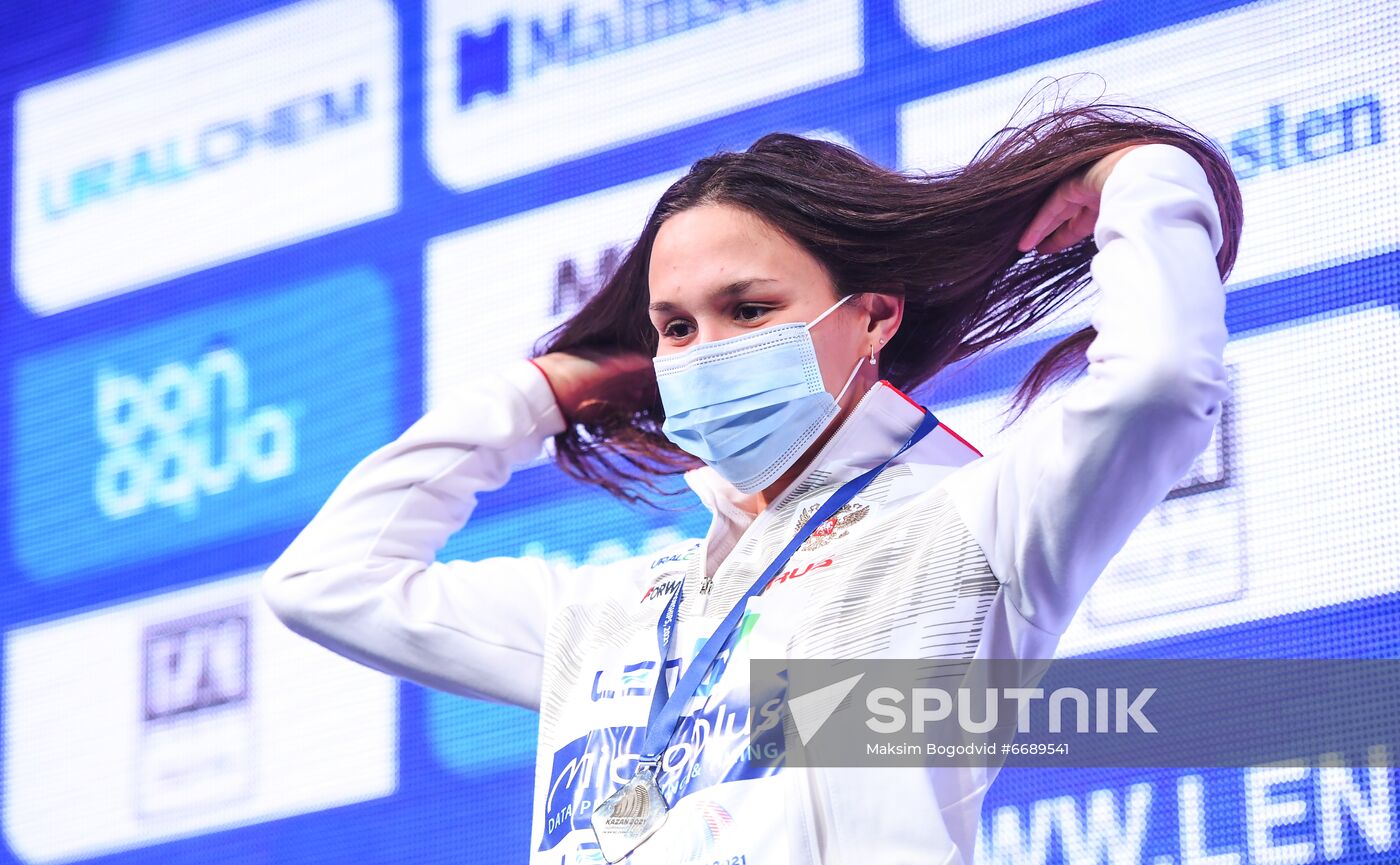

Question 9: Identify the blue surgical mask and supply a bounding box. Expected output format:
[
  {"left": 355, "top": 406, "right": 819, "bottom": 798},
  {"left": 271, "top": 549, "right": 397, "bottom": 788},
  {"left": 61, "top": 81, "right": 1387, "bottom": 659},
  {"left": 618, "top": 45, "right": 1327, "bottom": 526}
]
[{"left": 653, "top": 294, "right": 869, "bottom": 493}]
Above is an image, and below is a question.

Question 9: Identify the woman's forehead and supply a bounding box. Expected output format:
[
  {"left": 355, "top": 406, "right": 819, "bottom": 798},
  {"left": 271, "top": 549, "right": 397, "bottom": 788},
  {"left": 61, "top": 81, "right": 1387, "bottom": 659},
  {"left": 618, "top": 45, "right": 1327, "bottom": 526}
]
[{"left": 648, "top": 204, "right": 827, "bottom": 304}]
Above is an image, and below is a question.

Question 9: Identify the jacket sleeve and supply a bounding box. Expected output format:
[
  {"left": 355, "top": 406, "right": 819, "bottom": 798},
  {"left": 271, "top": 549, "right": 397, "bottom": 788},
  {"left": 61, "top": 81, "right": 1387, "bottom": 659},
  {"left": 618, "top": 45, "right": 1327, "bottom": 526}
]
[
  {"left": 260, "top": 359, "right": 572, "bottom": 709},
  {"left": 940, "top": 142, "right": 1232, "bottom": 635}
]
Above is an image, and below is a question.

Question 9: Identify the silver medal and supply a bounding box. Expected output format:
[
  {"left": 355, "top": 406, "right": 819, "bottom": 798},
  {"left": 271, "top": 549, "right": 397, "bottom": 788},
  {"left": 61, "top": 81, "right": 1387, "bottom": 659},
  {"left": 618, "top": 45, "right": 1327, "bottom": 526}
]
[{"left": 590, "top": 759, "right": 669, "bottom": 863}]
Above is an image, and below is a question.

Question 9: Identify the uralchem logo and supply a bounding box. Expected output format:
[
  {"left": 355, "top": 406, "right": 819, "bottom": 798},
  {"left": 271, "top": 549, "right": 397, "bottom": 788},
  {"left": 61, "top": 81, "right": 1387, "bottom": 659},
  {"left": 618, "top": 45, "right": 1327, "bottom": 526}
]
[
  {"left": 38, "top": 82, "right": 370, "bottom": 222},
  {"left": 426, "top": 0, "right": 862, "bottom": 190},
  {"left": 95, "top": 347, "right": 296, "bottom": 521},
  {"left": 10, "top": 267, "right": 397, "bottom": 584},
  {"left": 13, "top": 0, "right": 399, "bottom": 315}
]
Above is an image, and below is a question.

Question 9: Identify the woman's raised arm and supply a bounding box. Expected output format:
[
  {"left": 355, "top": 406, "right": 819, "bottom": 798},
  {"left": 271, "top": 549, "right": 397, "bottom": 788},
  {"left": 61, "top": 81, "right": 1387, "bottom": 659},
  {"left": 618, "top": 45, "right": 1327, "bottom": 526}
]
[
  {"left": 261, "top": 360, "right": 576, "bottom": 709},
  {"left": 942, "top": 142, "right": 1232, "bottom": 636}
]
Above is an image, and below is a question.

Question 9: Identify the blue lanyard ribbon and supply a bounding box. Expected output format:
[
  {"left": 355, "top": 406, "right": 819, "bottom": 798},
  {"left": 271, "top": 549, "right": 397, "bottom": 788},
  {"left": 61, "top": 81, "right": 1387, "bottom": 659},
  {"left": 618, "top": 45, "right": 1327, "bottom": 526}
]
[{"left": 641, "top": 407, "right": 939, "bottom": 766}]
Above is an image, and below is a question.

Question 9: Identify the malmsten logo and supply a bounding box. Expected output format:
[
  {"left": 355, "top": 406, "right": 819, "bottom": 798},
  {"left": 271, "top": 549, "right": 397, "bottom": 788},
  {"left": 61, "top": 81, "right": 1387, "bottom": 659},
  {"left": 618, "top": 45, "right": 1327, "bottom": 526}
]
[{"left": 455, "top": 0, "right": 797, "bottom": 108}]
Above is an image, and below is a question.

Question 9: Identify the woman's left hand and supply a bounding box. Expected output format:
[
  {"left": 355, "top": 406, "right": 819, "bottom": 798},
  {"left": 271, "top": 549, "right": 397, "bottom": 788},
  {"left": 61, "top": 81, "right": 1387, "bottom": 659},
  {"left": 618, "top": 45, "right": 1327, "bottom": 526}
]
[{"left": 1017, "top": 144, "right": 1148, "bottom": 255}]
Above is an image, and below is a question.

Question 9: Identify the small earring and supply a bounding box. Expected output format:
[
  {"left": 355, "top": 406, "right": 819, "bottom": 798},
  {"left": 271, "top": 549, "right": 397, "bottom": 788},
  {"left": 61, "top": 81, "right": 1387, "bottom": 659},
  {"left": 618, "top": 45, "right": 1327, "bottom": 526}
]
[{"left": 868, "top": 346, "right": 878, "bottom": 366}]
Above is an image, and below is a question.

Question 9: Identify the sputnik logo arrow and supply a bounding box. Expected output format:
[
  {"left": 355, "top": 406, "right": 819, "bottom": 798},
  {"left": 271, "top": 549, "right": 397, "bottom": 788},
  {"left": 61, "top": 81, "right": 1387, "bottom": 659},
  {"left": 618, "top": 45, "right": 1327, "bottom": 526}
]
[{"left": 787, "top": 673, "right": 865, "bottom": 746}]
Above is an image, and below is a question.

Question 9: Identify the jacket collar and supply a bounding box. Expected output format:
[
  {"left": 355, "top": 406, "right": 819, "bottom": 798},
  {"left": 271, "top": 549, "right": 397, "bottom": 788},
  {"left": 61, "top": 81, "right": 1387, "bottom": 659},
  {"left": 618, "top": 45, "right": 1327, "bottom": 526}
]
[{"left": 682, "top": 380, "right": 983, "bottom": 519}]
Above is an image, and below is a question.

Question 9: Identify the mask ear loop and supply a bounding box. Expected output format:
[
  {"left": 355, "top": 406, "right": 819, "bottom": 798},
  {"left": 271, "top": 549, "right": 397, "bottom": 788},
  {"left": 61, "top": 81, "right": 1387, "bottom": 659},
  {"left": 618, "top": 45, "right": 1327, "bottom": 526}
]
[
  {"left": 814, "top": 294, "right": 880, "bottom": 403},
  {"left": 833, "top": 353, "right": 867, "bottom": 404},
  {"left": 805, "top": 292, "right": 859, "bottom": 332}
]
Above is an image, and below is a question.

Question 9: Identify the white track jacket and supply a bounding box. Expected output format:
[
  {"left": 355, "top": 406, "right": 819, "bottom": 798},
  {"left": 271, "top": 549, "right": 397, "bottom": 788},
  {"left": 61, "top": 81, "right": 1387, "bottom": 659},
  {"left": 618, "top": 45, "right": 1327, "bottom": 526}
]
[{"left": 263, "top": 143, "right": 1230, "bottom": 865}]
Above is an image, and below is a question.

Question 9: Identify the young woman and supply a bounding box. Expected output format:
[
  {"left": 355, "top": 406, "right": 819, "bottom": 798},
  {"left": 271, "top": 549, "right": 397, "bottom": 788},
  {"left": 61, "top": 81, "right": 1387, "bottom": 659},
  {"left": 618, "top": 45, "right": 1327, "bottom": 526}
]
[{"left": 263, "top": 103, "right": 1241, "bottom": 865}]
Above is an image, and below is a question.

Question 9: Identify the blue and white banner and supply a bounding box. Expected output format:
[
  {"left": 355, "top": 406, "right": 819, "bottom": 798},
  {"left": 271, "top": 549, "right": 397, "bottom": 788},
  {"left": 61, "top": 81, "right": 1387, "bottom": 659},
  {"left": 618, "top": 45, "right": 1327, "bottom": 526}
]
[{"left": 2, "top": 1, "right": 1399, "bottom": 863}]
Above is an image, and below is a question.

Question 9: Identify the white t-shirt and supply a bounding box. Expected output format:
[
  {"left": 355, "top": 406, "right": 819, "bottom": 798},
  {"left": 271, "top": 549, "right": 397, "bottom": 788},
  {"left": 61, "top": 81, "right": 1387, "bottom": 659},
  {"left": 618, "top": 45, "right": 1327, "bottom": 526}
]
[{"left": 263, "top": 143, "right": 1229, "bottom": 865}]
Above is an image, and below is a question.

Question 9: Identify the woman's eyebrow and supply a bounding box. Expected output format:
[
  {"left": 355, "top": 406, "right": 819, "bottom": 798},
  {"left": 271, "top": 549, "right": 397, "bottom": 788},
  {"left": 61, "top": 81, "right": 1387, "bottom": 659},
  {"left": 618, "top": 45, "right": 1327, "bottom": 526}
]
[{"left": 648, "top": 278, "right": 778, "bottom": 313}]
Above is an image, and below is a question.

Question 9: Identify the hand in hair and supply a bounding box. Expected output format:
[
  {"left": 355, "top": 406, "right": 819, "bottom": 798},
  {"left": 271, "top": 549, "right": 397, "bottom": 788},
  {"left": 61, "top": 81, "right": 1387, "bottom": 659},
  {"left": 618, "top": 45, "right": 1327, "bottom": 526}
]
[
  {"left": 1017, "top": 144, "right": 1148, "bottom": 255},
  {"left": 531, "top": 350, "right": 656, "bottom": 423}
]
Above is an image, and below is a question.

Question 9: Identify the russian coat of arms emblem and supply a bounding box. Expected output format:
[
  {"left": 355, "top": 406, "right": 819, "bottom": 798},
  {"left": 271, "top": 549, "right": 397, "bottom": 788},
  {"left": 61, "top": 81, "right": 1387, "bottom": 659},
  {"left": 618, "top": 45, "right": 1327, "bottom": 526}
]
[{"left": 796, "top": 500, "right": 870, "bottom": 551}]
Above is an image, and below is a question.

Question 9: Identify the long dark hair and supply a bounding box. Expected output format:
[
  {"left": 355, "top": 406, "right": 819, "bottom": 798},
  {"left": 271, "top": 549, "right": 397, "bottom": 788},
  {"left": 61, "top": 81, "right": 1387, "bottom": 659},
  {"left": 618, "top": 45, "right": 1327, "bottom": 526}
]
[{"left": 539, "top": 97, "right": 1243, "bottom": 504}]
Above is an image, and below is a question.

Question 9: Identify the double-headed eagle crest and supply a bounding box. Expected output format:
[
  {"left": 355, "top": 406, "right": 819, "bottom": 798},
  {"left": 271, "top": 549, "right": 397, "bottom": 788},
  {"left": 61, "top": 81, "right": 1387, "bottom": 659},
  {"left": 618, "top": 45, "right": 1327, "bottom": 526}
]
[{"left": 796, "top": 500, "right": 870, "bottom": 552}]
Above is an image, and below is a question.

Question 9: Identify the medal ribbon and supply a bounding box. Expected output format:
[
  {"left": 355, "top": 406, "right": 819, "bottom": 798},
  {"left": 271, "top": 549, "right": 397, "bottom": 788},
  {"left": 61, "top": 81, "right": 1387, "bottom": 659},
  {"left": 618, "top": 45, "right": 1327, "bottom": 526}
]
[{"left": 640, "top": 408, "right": 939, "bottom": 771}]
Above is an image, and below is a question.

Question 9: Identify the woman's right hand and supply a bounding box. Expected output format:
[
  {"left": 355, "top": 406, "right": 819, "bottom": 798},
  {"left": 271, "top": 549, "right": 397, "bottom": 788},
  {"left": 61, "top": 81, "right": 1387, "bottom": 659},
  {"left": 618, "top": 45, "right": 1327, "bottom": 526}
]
[
  {"left": 1017, "top": 143, "right": 1149, "bottom": 254},
  {"left": 531, "top": 350, "right": 656, "bottom": 422}
]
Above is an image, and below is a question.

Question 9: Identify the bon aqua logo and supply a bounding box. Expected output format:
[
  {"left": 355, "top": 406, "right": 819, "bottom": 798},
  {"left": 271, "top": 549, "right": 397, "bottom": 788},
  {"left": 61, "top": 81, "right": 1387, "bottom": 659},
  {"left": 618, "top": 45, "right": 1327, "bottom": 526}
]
[{"left": 95, "top": 345, "right": 298, "bottom": 521}]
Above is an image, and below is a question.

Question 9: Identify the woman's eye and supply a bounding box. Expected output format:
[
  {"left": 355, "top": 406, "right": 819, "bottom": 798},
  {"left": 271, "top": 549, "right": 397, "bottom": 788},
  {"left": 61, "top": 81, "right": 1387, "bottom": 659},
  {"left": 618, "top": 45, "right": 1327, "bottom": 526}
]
[
  {"left": 662, "top": 320, "right": 694, "bottom": 339},
  {"left": 735, "top": 304, "right": 770, "bottom": 322}
]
